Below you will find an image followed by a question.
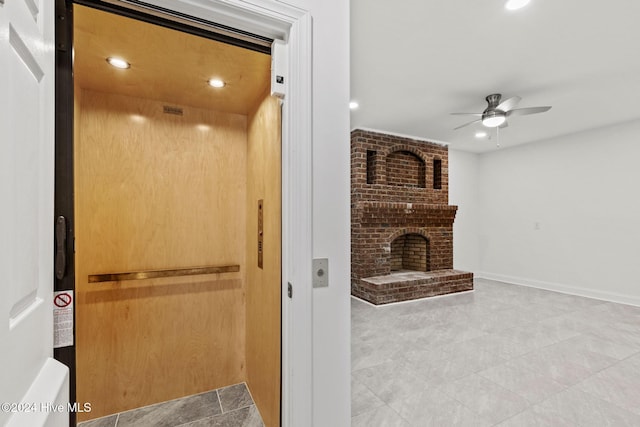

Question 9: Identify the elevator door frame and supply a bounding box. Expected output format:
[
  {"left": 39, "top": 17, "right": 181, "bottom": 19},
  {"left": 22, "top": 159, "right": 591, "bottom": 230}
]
[{"left": 53, "top": 1, "right": 313, "bottom": 426}]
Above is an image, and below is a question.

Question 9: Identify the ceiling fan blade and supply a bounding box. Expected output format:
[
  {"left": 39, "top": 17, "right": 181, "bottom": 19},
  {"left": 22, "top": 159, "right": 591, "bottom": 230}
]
[
  {"left": 454, "top": 119, "right": 481, "bottom": 130},
  {"left": 450, "top": 112, "right": 482, "bottom": 116},
  {"left": 506, "top": 106, "right": 552, "bottom": 117},
  {"left": 496, "top": 96, "right": 521, "bottom": 112}
]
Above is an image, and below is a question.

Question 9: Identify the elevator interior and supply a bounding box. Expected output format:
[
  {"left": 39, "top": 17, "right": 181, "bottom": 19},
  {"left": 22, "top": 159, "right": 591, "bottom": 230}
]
[{"left": 72, "top": 5, "right": 282, "bottom": 425}]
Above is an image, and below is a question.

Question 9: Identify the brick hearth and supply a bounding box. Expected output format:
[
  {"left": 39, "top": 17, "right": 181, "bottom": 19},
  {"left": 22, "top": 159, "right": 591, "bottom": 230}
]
[
  {"left": 351, "top": 129, "right": 473, "bottom": 305},
  {"left": 354, "top": 270, "right": 474, "bottom": 305}
]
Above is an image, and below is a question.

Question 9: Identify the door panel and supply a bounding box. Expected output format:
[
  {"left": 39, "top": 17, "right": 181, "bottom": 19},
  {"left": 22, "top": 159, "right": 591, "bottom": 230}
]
[
  {"left": 7, "top": 23, "right": 42, "bottom": 310},
  {"left": 75, "top": 91, "right": 248, "bottom": 421},
  {"left": 0, "top": 0, "right": 61, "bottom": 423},
  {"left": 246, "top": 92, "right": 282, "bottom": 427}
]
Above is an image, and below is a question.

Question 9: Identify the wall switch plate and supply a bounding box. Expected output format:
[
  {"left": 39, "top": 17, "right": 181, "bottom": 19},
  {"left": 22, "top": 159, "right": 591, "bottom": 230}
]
[{"left": 312, "top": 258, "right": 329, "bottom": 288}]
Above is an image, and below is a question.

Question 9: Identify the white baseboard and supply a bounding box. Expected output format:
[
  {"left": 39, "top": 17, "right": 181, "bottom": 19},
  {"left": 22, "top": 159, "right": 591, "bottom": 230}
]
[{"left": 475, "top": 271, "right": 640, "bottom": 308}]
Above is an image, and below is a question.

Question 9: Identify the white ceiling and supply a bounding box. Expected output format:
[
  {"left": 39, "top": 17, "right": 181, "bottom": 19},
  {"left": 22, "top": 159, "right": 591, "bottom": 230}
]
[{"left": 350, "top": 0, "right": 640, "bottom": 153}]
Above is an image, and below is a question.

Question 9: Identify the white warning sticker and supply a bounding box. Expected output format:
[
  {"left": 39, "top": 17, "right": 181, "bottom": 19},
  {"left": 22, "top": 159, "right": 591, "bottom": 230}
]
[{"left": 53, "top": 290, "right": 74, "bottom": 348}]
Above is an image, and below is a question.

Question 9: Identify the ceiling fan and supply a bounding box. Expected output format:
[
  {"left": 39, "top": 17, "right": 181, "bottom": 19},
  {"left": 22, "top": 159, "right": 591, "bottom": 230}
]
[{"left": 452, "top": 93, "right": 551, "bottom": 130}]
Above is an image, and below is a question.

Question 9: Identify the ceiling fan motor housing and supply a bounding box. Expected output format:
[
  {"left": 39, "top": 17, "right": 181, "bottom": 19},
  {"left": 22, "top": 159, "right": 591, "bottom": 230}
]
[
  {"left": 485, "top": 93, "right": 502, "bottom": 109},
  {"left": 481, "top": 94, "right": 506, "bottom": 127}
]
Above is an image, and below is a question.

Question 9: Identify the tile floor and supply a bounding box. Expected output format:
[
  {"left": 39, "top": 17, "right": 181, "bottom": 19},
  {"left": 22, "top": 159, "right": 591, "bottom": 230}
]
[
  {"left": 78, "top": 383, "right": 264, "bottom": 427},
  {"left": 352, "top": 278, "right": 640, "bottom": 426}
]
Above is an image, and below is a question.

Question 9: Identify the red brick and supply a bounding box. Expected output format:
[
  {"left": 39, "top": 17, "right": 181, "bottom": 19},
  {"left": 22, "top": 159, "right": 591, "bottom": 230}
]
[{"left": 351, "top": 129, "right": 473, "bottom": 305}]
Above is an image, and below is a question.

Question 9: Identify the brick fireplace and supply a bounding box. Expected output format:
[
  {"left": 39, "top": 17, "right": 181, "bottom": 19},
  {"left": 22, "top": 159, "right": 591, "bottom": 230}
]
[{"left": 351, "top": 129, "right": 473, "bottom": 305}]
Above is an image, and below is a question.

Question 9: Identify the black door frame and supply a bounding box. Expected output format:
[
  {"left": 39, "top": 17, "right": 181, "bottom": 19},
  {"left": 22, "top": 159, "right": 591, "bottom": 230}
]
[
  {"left": 53, "top": 2, "right": 76, "bottom": 426},
  {"left": 53, "top": 2, "right": 271, "bottom": 425}
]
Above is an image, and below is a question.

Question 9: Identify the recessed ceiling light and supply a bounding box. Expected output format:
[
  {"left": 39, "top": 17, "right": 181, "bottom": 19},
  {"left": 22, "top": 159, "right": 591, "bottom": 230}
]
[
  {"left": 349, "top": 101, "right": 359, "bottom": 110},
  {"left": 475, "top": 131, "right": 487, "bottom": 138},
  {"left": 208, "top": 79, "right": 225, "bottom": 88},
  {"left": 106, "top": 57, "right": 130, "bottom": 69},
  {"left": 505, "top": 0, "right": 530, "bottom": 11}
]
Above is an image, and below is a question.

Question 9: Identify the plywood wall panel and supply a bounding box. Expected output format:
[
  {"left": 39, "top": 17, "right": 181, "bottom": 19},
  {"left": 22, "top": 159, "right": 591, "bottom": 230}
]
[
  {"left": 75, "top": 90, "right": 247, "bottom": 420},
  {"left": 246, "top": 91, "right": 282, "bottom": 427}
]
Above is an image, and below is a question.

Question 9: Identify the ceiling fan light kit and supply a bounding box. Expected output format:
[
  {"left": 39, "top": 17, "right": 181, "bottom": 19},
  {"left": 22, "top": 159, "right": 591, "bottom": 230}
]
[
  {"left": 482, "top": 111, "right": 506, "bottom": 127},
  {"left": 452, "top": 93, "right": 551, "bottom": 131}
]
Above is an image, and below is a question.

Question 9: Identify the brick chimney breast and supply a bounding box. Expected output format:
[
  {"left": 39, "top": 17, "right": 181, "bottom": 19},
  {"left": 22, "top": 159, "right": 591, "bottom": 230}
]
[{"left": 351, "top": 129, "right": 473, "bottom": 305}]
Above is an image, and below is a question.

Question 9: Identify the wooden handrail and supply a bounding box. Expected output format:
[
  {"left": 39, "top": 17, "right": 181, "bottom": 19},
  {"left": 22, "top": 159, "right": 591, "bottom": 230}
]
[{"left": 88, "top": 264, "right": 240, "bottom": 283}]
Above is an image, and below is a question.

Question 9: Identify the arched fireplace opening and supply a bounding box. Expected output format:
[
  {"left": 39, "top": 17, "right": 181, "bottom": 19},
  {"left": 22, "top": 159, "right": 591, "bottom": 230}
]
[{"left": 390, "top": 233, "right": 430, "bottom": 272}]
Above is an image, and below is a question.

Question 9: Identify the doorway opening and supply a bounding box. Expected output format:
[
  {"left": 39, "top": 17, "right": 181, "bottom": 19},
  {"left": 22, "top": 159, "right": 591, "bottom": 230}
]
[{"left": 69, "top": 4, "right": 282, "bottom": 425}]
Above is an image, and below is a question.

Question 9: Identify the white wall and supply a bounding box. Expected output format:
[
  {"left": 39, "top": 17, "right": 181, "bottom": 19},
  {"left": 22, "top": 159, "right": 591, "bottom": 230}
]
[
  {"left": 449, "top": 149, "right": 481, "bottom": 272},
  {"left": 475, "top": 120, "right": 640, "bottom": 305},
  {"left": 287, "top": 1, "right": 352, "bottom": 426}
]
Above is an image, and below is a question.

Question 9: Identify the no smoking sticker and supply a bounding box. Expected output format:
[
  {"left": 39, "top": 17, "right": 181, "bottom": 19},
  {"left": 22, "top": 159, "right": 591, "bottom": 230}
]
[
  {"left": 54, "top": 292, "right": 72, "bottom": 308},
  {"left": 53, "top": 290, "right": 74, "bottom": 348}
]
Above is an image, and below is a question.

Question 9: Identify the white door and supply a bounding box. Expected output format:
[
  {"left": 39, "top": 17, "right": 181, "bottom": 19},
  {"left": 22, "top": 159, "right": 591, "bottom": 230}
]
[{"left": 0, "top": 0, "right": 67, "bottom": 425}]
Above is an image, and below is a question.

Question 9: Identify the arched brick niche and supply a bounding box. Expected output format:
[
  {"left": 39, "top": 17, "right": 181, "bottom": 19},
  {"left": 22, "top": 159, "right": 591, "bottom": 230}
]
[
  {"left": 386, "top": 151, "right": 426, "bottom": 188},
  {"left": 390, "top": 233, "right": 430, "bottom": 272},
  {"left": 351, "top": 133, "right": 448, "bottom": 204},
  {"left": 351, "top": 129, "right": 473, "bottom": 305}
]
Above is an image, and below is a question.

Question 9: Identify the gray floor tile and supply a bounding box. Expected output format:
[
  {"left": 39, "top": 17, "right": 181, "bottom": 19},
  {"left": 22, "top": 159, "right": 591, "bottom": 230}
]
[
  {"left": 352, "top": 278, "right": 640, "bottom": 427},
  {"left": 625, "top": 352, "right": 640, "bottom": 368},
  {"left": 588, "top": 322, "right": 640, "bottom": 349},
  {"left": 442, "top": 374, "right": 530, "bottom": 424},
  {"left": 117, "top": 391, "right": 221, "bottom": 427},
  {"left": 77, "top": 414, "right": 117, "bottom": 427},
  {"left": 414, "top": 348, "right": 507, "bottom": 384},
  {"left": 351, "top": 405, "right": 410, "bottom": 427},
  {"left": 495, "top": 408, "right": 574, "bottom": 427},
  {"left": 352, "top": 335, "right": 413, "bottom": 370},
  {"left": 477, "top": 360, "right": 567, "bottom": 404},
  {"left": 182, "top": 405, "right": 264, "bottom": 427},
  {"left": 468, "top": 308, "right": 537, "bottom": 334},
  {"left": 442, "top": 332, "right": 536, "bottom": 360},
  {"left": 218, "top": 383, "right": 253, "bottom": 413},
  {"left": 533, "top": 387, "right": 640, "bottom": 426},
  {"left": 591, "top": 301, "right": 640, "bottom": 320},
  {"left": 554, "top": 333, "right": 639, "bottom": 360},
  {"left": 401, "top": 345, "right": 451, "bottom": 367},
  {"left": 575, "top": 358, "right": 640, "bottom": 415},
  {"left": 492, "top": 322, "right": 578, "bottom": 350},
  {"left": 387, "top": 386, "right": 490, "bottom": 427},
  {"left": 351, "top": 378, "right": 386, "bottom": 417},
  {"left": 352, "top": 359, "right": 429, "bottom": 404},
  {"left": 401, "top": 320, "right": 487, "bottom": 349},
  {"left": 510, "top": 339, "right": 618, "bottom": 386},
  {"left": 79, "top": 384, "right": 262, "bottom": 427}
]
